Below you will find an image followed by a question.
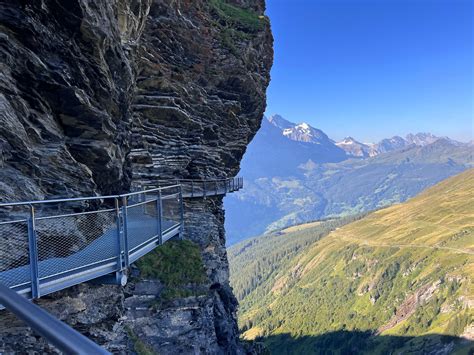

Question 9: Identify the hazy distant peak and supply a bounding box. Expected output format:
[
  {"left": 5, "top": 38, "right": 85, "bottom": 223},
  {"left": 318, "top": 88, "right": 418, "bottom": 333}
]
[
  {"left": 405, "top": 132, "right": 439, "bottom": 146},
  {"left": 338, "top": 136, "right": 360, "bottom": 145},
  {"left": 267, "top": 114, "right": 294, "bottom": 130},
  {"left": 387, "top": 136, "right": 406, "bottom": 143},
  {"left": 336, "top": 137, "right": 372, "bottom": 157}
]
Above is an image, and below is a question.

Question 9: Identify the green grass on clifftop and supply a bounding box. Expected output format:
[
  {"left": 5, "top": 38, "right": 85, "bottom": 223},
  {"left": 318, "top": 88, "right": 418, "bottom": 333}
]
[{"left": 210, "top": 0, "right": 266, "bottom": 32}]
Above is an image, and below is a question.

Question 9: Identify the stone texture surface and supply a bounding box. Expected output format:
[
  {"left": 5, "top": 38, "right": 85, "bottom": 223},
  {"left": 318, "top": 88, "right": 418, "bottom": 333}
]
[{"left": 0, "top": 0, "right": 272, "bottom": 353}]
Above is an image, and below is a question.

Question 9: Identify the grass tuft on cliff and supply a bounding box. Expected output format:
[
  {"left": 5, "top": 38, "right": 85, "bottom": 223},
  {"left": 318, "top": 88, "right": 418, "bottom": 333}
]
[
  {"left": 137, "top": 239, "right": 208, "bottom": 303},
  {"left": 210, "top": 0, "right": 266, "bottom": 32},
  {"left": 125, "top": 326, "right": 156, "bottom": 355}
]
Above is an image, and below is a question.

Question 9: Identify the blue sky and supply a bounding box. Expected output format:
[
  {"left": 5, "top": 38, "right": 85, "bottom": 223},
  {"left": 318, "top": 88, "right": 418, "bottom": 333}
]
[{"left": 264, "top": 0, "right": 473, "bottom": 142}]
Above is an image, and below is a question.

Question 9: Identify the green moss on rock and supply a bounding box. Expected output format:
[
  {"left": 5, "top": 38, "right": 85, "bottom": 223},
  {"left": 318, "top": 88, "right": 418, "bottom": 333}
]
[
  {"left": 137, "top": 240, "right": 208, "bottom": 304},
  {"left": 210, "top": 0, "right": 267, "bottom": 32}
]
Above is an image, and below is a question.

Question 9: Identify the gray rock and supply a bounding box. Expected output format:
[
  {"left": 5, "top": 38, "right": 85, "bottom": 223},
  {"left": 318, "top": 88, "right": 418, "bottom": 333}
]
[{"left": 0, "top": 0, "right": 272, "bottom": 353}]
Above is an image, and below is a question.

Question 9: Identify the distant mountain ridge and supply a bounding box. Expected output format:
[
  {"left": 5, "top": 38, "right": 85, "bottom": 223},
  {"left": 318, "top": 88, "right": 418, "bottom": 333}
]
[
  {"left": 336, "top": 137, "right": 375, "bottom": 158},
  {"left": 266, "top": 114, "right": 465, "bottom": 158},
  {"left": 225, "top": 114, "right": 472, "bottom": 244},
  {"left": 265, "top": 115, "right": 468, "bottom": 158}
]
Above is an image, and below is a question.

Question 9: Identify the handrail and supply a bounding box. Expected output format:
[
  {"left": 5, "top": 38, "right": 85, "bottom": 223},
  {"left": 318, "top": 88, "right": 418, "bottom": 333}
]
[
  {"left": 0, "top": 177, "right": 243, "bottom": 207},
  {"left": 0, "top": 184, "right": 181, "bottom": 207},
  {"left": 0, "top": 282, "right": 110, "bottom": 354},
  {"left": 155, "top": 177, "right": 233, "bottom": 182}
]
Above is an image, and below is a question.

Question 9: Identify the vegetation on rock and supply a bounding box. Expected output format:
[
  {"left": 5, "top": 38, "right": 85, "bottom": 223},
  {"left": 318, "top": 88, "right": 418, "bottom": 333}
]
[
  {"left": 125, "top": 326, "right": 156, "bottom": 355},
  {"left": 209, "top": 0, "right": 268, "bottom": 56},
  {"left": 210, "top": 0, "right": 266, "bottom": 32},
  {"left": 138, "top": 240, "right": 208, "bottom": 304}
]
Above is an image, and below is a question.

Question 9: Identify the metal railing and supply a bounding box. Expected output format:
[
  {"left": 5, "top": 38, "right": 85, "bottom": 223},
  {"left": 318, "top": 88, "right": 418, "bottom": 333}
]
[
  {"left": 0, "top": 177, "right": 242, "bottom": 352},
  {"left": 139, "top": 176, "right": 244, "bottom": 198},
  {"left": 0, "top": 282, "right": 110, "bottom": 354},
  {"left": 0, "top": 177, "right": 243, "bottom": 303}
]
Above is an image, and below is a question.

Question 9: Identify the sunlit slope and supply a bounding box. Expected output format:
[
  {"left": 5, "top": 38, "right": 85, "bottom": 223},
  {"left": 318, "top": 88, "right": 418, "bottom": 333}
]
[
  {"left": 330, "top": 168, "right": 474, "bottom": 253},
  {"left": 232, "top": 170, "right": 474, "bottom": 353}
]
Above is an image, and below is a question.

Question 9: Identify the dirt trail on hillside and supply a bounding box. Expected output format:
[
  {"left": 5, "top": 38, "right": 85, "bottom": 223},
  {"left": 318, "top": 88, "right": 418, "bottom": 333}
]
[{"left": 339, "top": 234, "right": 474, "bottom": 255}]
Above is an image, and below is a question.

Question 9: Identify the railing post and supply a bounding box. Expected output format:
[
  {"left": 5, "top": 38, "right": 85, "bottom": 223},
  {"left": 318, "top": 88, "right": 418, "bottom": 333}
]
[
  {"left": 27, "top": 205, "right": 40, "bottom": 299},
  {"left": 121, "top": 197, "right": 130, "bottom": 268},
  {"left": 178, "top": 185, "right": 184, "bottom": 239},
  {"left": 115, "top": 198, "right": 125, "bottom": 270},
  {"left": 203, "top": 180, "right": 206, "bottom": 198},
  {"left": 156, "top": 190, "right": 163, "bottom": 245}
]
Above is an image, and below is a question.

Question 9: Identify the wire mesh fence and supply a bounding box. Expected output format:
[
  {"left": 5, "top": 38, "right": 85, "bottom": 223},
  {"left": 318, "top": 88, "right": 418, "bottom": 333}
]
[
  {"left": 35, "top": 209, "right": 119, "bottom": 283},
  {"left": 0, "top": 219, "right": 30, "bottom": 289},
  {"left": 126, "top": 199, "right": 160, "bottom": 253}
]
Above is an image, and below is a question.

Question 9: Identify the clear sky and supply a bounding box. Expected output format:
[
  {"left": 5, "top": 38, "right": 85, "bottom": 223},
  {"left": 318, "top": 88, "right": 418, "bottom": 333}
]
[{"left": 264, "top": 0, "right": 473, "bottom": 143}]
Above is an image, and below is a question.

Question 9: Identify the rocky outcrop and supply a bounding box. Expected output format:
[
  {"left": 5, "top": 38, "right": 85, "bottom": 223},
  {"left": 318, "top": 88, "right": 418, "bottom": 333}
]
[
  {"left": 377, "top": 280, "right": 441, "bottom": 334},
  {"left": 0, "top": 0, "right": 272, "bottom": 353}
]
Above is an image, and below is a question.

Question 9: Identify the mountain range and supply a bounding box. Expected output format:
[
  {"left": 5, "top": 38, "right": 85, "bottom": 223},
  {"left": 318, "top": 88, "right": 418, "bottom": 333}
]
[
  {"left": 268, "top": 114, "right": 456, "bottom": 159},
  {"left": 229, "top": 170, "right": 474, "bottom": 354},
  {"left": 224, "top": 115, "right": 473, "bottom": 245}
]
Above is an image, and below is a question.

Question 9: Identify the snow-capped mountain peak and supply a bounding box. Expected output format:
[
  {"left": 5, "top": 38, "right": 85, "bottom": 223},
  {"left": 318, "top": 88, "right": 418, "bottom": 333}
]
[
  {"left": 267, "top": 116, "right": 331, "bottom": 144},
  {"left": 336, "top": 137, "right": 372, "bottom": 157},
  {"left": 267, "top": 114, "right": 294, "bottom": 130},
  {"left": 297, "top": 122, "right": 310, "bottom": 130},
  {"left": 337, "top": 137, "right": 359, "bottom": 145}
]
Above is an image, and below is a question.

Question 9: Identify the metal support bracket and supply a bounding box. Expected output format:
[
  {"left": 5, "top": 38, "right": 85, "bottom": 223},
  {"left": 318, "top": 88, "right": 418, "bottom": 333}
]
[
  {"left": 178, "top": 185, "right": 185, "bottom": 239},
  {"left": 157, "top": 191, "right": 163, "bottom": 245},
  {"left": 121, "top": 197, "right": 130, "bottom": 268},
  {"left": 27, "top": 206, "right": 40, "bottom": 299}
]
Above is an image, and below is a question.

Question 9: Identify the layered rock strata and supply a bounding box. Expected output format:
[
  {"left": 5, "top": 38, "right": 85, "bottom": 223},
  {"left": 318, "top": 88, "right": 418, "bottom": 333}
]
[{"left": 0, "top": 0, "right": 272, "bottom": 353}]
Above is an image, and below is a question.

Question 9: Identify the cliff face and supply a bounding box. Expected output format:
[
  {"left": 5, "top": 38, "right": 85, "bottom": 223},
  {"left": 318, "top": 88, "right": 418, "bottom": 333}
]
[{"left": 0, "top": 0, "right": 272, "bottom": 353}]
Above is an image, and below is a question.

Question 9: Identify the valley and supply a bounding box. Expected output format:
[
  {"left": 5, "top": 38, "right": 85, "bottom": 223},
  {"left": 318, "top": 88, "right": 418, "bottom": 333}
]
[
  {"left": 229, "top": 170, "right": 474, "bottom": 354},
  {"left": 225, "top": 115, "right": 473, "bottom": 244}
]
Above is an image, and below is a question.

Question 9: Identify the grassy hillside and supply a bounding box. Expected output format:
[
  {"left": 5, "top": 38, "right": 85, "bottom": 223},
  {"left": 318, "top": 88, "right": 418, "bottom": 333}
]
[{"left": 229, "top": 169, "right": 474, "bottom": 354}]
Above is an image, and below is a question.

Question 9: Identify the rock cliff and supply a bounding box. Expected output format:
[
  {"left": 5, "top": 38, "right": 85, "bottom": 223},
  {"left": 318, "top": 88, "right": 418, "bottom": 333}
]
[{"left": 0, "top": 0, "right": 272, "bottom": 353}]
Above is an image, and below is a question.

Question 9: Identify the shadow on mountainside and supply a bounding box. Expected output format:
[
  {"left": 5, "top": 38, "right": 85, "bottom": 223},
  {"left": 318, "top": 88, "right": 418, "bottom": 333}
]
[{"left": 251, "top": 330, "right": 474, "bottom": 355}]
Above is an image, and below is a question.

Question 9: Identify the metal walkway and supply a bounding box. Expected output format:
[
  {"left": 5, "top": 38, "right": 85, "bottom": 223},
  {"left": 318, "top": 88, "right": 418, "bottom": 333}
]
[{"left": 0, "top": 177, "right": 242, "bottom": 302}]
